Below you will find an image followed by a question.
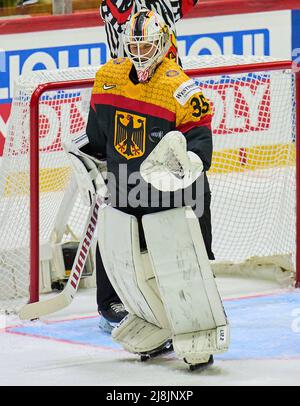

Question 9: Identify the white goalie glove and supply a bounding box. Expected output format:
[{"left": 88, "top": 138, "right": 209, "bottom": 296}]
[
  {"left": 63, "top": 134, "right": 108, "bottom": 206},
  {"left": 140, "top": 131, "right": 203, "bottom": 192}
]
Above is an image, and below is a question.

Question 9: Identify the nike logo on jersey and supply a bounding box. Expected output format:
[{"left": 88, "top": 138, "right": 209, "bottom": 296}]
[{"left": 103, "top": 84, "right": 116, "bottom": 90}]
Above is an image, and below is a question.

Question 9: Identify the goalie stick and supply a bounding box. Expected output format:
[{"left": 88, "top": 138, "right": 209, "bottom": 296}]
[{"left": 19, "top": 194, "right": 102, "bottom": 320}]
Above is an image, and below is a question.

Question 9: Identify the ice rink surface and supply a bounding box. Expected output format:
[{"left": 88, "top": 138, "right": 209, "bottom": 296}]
[{"left": 1, "top": 275, "right": 300, "bottom": 386}]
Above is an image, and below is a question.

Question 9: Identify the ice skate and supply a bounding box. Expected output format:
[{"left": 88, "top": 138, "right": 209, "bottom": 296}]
[
  {"left": 99, "top": 302, "right": 128, "bottom": 334},
  {"left": 140, "top": 340, "right": 173, "bottom": 362},
  {"left": 184, "top": 355, "right": 214, "bottom": 372}
]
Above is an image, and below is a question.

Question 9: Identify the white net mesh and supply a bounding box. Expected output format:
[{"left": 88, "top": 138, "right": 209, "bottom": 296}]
[
  {"left": 183, "top": 56, "right": 295, "bottom": 267},
  {"left": 0, "top": 56, "right": 296, "bottom": 313}
]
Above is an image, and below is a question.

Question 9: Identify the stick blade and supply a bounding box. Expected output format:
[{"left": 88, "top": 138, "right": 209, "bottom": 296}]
[{"left": 19, "top": 289, "right": 72, "bottom": 320}]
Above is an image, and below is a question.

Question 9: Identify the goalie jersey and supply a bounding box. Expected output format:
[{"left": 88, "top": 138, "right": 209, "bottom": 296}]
[
  {"left": 100, "top": 0, "right": 199, "bottom": 62},
  {"left": 86, "top": 57, "right": 212, "bottom": 210}
]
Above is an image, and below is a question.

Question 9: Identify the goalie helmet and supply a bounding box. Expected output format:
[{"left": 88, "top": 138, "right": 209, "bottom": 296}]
[{"left": 123, "top": 9, "right": 171, "bottom": 83}]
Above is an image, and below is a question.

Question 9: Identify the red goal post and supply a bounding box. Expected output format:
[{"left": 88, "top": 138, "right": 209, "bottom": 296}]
[{"left": 0, "top": 56, "right": 299, "bottom": 313}]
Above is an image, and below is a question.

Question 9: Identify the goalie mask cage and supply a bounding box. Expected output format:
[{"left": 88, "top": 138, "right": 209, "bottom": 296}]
[{"left": 0, "top": 55, "right": 299, "bottom": 313}]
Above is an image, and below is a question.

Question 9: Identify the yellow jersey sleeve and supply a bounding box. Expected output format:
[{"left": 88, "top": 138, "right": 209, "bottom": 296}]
[{"left": 173, "top": 77, "right": 212, "bottom": 133}]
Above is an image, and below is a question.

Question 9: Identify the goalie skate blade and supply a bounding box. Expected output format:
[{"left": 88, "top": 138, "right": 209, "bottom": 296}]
[
  {"left": 140, "top": 342, "right": 173, "bottom": 362},
  {"left": 18, "top": 291, "right": 72, "bottom": 320},
  {"left": 186, "top": 355, "right": 214, "bottom": 372}
]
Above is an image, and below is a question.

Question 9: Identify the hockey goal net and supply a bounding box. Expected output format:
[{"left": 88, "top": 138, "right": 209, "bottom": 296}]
[{"left": 0, "top": 55, "right": 299, "bottom": 313}]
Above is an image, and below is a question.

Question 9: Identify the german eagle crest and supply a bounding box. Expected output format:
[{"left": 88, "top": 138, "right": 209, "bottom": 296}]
[{"left": 114, "top": 111, "right": 146, "bottom": 160}]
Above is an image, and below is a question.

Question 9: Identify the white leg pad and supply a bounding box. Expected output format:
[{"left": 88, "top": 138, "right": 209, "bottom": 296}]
[
  {"left": 112, "top": 314, "right": 171, "bottom": 354},
  {"left": 173, "top": 324, "right": 230, "bottom": 364},
  {"left": 142, "top": 207, "right": 230, "bottom": 358},
  {"left": 98, "top": 206, "right": 170, "bottom": 329}
]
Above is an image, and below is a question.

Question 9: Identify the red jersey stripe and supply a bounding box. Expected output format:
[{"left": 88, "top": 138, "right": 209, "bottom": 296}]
[
  {"left": 91, "top": 93, "right": 176, "bottom": 122},
  {"left": 177, "top": 114, "right": 212, "bottom": 133}
]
